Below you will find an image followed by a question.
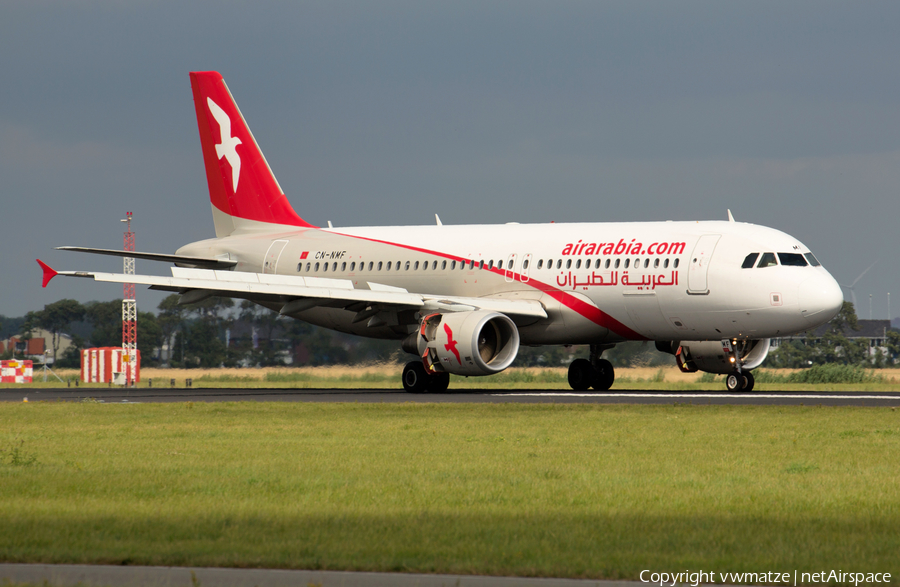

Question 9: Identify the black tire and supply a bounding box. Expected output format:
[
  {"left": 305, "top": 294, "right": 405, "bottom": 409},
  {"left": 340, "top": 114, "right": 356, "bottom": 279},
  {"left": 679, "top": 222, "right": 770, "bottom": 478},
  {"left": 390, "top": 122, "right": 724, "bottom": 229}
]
[
  {"left": 591, "top": 358, "right": 615, "bottom": 391},
  {"left": 428, "top": 372, "right": 451, "bottom": 393},
  {"left": 743, "top": 371, "right": 755, "bottom": 392},
  {"left": 402, "top": 361, "right": 430, "bottom": 393},
  {"left": 725, "top": 372, "right": 742, "bottom": 392},
  {"left": 568, "top": 358, "right": 594, "bottom": 391}
]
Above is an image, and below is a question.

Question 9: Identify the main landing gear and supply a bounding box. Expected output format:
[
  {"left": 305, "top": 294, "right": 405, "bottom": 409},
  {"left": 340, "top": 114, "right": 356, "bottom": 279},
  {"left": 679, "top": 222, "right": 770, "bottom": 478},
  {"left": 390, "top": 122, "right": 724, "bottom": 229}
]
[
  {"left": 567, "top": 344, "right": 616, "bottom": 391},
  {"left": 402, "top": 361, "right": 450, "bottom": 393}
]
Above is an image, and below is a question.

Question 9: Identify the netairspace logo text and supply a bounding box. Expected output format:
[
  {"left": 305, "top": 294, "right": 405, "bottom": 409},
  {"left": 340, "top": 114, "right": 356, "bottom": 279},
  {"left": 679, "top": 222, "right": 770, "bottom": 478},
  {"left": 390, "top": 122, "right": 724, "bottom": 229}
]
[{"left": 640, "top": 570, "right": 892, "bottom": 586}]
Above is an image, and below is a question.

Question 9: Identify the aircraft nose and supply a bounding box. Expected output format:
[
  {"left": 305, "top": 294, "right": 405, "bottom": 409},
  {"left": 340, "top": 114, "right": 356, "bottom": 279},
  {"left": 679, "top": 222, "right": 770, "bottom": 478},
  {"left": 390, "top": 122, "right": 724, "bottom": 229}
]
[{"left": 798, "top": 272, "right": 844, "bottom": 325}]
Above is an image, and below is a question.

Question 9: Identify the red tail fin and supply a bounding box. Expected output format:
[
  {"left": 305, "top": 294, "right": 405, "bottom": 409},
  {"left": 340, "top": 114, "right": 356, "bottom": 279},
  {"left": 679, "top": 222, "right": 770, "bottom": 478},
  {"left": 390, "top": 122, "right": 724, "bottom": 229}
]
[
  {"left": 189, "top": 71, "right": 314, "bottom": 236},
  {"left": 37, "top": 259, "right": 58, "bottom": 288}
]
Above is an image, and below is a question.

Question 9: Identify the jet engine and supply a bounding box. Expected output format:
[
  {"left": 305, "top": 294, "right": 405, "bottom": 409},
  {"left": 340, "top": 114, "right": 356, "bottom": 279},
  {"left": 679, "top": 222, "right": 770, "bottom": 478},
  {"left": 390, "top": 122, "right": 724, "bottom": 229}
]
[
  {"left": 403, "top": 310, "right": 520, "bottom": 376},
  {"left": 656, "top": 339, "right": 771, "bottom": 374}
]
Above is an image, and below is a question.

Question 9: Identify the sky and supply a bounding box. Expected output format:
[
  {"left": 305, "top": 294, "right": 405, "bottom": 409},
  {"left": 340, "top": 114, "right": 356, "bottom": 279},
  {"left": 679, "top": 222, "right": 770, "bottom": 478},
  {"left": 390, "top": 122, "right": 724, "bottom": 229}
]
[{"left": 2, "top": 1, "right": 899, "bottom": 320}]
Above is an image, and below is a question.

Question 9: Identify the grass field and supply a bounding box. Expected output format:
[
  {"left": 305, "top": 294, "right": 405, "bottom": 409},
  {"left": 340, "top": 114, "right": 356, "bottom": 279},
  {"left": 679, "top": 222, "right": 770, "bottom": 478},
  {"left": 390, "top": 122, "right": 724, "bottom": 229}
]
[
  {"left": 8, "top": 365, "right": 900, "bottom": 391},
  {"left": 1, "top": 402, "right": 898, "bottom": 578}
]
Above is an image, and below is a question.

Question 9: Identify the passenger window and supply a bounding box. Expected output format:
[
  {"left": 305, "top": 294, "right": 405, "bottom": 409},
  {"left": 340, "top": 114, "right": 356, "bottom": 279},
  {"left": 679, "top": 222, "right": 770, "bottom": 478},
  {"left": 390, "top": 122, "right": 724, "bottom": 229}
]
[
  {"left": 365, "top": 262, "right": 371, "bottom": 271},
  {"left": 605, "top": 259, "right": 611, "bottom": 269},
  {"left": 556, "top": 260, "right": 562, "bottom": 269},
  {"left": 377, "top": 261, "right": 383, "bottom": 271},
  {"left": 624, "top": 259, "right": 630, "bottom": 268},
  {"left": 423, "top": 261, "right": 428, "bottom": 271},
  {"left": 778, "top": 253, "right": 808, "bottom": 267},
  {"left": 575, "top": 259, "right": 581, "bottom": 269},
  {"left": 341, "top": 262, "right": 346, "bottom": 271},
  {"left": 566, "top": 259, "right": 572, "bottom": 269},
  {"left": 804, "top": 253, "right": 821, "bottom": 267},
  {"left": 757, "top": 253, "right": 778, "bottom": 268},
  {"left": 405, "top": 261, "right": 410, "bottom": 270},
  {"left": 644, "top": 259, "right": 649, "bottom": 268},
  {"left": 396, "top": 261, "right": 401, "bottom": 271},
  {"left": 537, "top": 259, "right": 543, "bottom": 269},
  {"left": 332, "top": 262, "right": 337, "bottom": 272},
  {"left": 479, "top": 260, "right": 484, "bottom": 270},
  {"left": 414, "top": 261, "right": 419, "bottom": 270},
  {"left": 386, "top": 261, "right": 392, "bottom": 270},
  {"left": 323, "top": 263, "right": 328, "bottom": 272},
  {"left": 742, "top": 253, "right": 759, "bottom": 269},
  {"left": 521, "top": 260, "right": 526, "bottom": 269},
  {"left": 441, "top": 260, "right": 447, "bottom": 270},
  {"left": 498, "top": 260, "right": 503, "bottom": 270},
  {"left": 595, "top": 259, "right": 601, "bottom": 269},
  {"left": 314, "top": 262, "right": 320, "bottom": 271},
  {"left": 663, "top": 259, "right": 669, "bottom": 269},
  {"left": 469, "top": 260, "right": 475, "bottom": 269},
  {"left": 654, "top": 259, "right": 660, "bottom": 268},
  {"left": 614, "top": 259, "right": 620, "bottom": 268},
  {"left": 450, "top": 260, "right": 456, "bottom": 270},
  {"left": 306, "top": 263, "right": 311, "bottom": 272},
  {"left": 432, "top": 260, "right": 437, "bottom": 270},
  {"left": 674, "top": 259, "right": 679, "bottom": 268},
  {"left": 488, "top": 260, "right": 494, "bottom": 270}
]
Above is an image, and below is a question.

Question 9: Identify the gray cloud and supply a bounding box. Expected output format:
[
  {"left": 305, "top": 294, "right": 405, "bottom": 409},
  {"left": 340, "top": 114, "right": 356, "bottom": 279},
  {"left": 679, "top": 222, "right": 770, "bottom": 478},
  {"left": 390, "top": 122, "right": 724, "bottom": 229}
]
[{"left": 3, "top": 1, "right": 899, "bottom": 319}]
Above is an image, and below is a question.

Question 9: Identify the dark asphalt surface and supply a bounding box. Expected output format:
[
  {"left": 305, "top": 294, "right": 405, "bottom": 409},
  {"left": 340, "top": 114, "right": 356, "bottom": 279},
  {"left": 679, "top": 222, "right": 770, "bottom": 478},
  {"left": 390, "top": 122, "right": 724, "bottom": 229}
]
[
  {"left": 4, "top": 387, "right": 900, "bottom": 406},
  {"left": 0, "top": 563, "right": 627, "bottom": 587}
]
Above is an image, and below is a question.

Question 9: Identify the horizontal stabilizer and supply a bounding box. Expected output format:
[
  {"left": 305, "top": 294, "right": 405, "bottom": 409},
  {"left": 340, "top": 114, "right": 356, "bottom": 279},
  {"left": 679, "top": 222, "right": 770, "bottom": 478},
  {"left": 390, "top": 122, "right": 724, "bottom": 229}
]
[{"left": 56, "top": 246, "right": 238, "bottom": 269}]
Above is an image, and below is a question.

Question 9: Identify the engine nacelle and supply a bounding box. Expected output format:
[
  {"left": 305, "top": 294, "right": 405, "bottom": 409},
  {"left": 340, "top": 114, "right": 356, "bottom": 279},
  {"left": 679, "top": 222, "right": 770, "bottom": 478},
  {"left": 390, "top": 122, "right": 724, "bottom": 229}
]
[
  {"left": 657, "top": 339, "right": 771, "bottom": 374},
  {"left": 404, "top": 310, "right": 520, "bottom": 376}
]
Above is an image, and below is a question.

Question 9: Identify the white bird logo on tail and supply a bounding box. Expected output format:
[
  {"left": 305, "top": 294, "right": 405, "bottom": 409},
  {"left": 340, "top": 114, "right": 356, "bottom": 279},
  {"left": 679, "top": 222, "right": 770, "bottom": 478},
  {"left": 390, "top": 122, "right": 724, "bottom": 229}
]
[{"left": 207, "top": 97, "right": 242, "bottom": 192}]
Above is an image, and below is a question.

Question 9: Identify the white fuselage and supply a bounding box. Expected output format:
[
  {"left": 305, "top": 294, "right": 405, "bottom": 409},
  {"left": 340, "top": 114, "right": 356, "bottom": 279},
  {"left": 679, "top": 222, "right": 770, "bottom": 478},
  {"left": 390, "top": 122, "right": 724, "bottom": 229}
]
[{"left": 177, "top": 219, "right": 844, "bottom": 345}]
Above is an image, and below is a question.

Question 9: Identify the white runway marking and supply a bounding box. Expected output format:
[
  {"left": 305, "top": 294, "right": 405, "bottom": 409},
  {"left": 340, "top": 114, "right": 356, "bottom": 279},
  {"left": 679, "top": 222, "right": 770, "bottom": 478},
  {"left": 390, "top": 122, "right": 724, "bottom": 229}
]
[{"left": 494, "top": 392, "right": 900, "bottom": 400}]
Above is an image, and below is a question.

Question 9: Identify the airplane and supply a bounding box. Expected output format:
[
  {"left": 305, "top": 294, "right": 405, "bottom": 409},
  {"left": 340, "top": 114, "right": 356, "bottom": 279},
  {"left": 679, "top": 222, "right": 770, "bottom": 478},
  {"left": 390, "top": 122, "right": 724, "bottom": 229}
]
[{"left": 37, "top": 71, "right": 844, "bottom": 393}]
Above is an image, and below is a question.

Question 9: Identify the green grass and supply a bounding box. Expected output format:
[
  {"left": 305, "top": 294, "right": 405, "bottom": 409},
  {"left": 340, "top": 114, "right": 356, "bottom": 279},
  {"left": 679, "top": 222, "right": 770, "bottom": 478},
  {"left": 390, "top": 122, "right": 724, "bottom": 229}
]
[{"left": 1, "top": 402, "right": 899, "bottom": 578}]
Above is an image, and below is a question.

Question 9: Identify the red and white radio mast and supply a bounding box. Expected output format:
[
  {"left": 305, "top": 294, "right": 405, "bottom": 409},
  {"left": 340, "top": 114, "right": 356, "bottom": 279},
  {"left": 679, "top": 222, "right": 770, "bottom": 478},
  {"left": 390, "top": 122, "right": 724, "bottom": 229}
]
[{"left": 122, "top": 212, "right": 137, "bottom": 385}]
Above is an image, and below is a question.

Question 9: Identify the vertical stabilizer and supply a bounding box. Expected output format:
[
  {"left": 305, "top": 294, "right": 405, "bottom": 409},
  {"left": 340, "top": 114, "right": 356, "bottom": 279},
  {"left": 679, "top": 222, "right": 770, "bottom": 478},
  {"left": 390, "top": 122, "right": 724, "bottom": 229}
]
[{"left": 189, "top": 71, "right": 315, "bottom": 237}]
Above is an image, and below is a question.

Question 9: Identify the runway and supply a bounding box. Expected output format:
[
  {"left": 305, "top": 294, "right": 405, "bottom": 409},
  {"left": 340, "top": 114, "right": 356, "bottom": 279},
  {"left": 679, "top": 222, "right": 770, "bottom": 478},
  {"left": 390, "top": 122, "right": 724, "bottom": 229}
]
[{"left": 4, "top": 387, "right": 900, "bottom": 406}]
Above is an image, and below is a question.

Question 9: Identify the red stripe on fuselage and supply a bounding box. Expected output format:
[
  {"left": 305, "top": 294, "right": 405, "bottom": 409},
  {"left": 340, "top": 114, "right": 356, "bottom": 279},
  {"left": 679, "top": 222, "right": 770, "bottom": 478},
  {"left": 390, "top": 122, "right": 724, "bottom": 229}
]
[{"left": 327, "top": 230, "right": 647, "bottom": 341}]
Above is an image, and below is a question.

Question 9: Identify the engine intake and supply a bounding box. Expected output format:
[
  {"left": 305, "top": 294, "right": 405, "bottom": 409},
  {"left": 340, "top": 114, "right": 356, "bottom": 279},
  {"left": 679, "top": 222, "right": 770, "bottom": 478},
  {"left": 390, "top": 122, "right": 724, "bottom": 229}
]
[{"left": 404, "top": 310, "right": 520, "bottom": 376}]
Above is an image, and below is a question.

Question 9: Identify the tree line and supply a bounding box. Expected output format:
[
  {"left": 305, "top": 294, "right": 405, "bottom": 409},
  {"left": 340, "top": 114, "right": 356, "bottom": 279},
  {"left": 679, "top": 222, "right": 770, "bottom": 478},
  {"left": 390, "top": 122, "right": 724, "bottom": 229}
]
[{"left": 1, "top": 298, "right": 896, "bottom": 369}]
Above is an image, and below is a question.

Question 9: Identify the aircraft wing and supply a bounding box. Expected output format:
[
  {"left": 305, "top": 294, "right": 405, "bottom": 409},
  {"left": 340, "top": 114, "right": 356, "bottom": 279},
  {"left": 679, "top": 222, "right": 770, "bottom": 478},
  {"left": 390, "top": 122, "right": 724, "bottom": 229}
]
[
  {"left": 56, "top": 246, "right": 238, "bottom": 269},
  {"left": 37, "top": 262, "right": 548, "bottom": 320}
]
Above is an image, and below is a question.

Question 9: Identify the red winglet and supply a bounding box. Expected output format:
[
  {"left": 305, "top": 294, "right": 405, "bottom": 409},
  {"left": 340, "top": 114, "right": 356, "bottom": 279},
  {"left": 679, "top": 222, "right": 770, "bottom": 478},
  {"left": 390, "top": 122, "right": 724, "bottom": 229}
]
[{"left": 36, "top": 259, "right": 58, "bottom": 288}]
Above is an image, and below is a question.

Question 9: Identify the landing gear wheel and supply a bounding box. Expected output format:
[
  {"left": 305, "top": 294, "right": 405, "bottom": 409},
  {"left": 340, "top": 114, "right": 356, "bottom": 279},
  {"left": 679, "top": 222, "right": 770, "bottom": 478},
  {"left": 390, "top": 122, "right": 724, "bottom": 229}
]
[
  {"left": 743, "top": 371, "right": 755, "bottom": 392},
  {"left": 568, "top": 358, "right": 594, "bottom": 391},
  {"left": 591, "top": 359, "right": 615, "bottom": 391},
  {"left": 402, "top": 361, "right": 430, "bottom": 393},
  {"left": 428, "top": 372, "right": 451, "bottom": 393},
  {"left": 725, "top": 371, "right": 748, "bottom": 392}
]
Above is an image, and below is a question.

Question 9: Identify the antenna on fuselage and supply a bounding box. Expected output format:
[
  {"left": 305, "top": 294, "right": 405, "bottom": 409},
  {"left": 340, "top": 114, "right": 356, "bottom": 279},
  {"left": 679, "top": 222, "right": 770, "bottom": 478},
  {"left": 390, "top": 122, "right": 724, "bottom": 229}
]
[
  {"left": 727, "top": 209, "right": 735, "bottom": 222},
  {"left": 435, "top": 214, "right": 442, "bottom": 226}
]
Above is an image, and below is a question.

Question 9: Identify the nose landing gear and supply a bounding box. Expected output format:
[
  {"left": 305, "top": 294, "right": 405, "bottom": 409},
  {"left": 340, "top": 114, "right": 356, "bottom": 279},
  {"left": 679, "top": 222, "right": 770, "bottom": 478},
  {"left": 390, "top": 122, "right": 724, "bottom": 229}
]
[
  {"left": 722, "top": 339, "right": 755, "bottom": 392},
  {"left": 725, "top": 370, "right": 755, "bottom": 392}
]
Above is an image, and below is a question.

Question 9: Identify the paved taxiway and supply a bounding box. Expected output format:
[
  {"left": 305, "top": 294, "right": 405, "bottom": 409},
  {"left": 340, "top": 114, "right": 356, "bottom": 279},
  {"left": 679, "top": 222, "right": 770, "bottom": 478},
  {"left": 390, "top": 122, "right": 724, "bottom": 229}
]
[
  {"left": 3, "top": 387, "right": 899, "bottom": 406},
  {"left": 0, "top": 563, "right": 630, "bottom": 587}
]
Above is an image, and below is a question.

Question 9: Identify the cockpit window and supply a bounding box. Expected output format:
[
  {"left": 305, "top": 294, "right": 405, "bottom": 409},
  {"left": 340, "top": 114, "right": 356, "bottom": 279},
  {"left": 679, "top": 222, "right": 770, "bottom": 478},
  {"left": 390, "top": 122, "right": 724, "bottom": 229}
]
[
  {"left": 778, "top": 253, "right": 808, "bottom": 267},
  {"left": 741, "top": 253, "right": 759, "bottom": 269},
  {"left": 757, "top": 252, "right": 778, "bottom": 268},
  {"left": 804, "top": 252, "right": 821, "bottom": 267}
]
